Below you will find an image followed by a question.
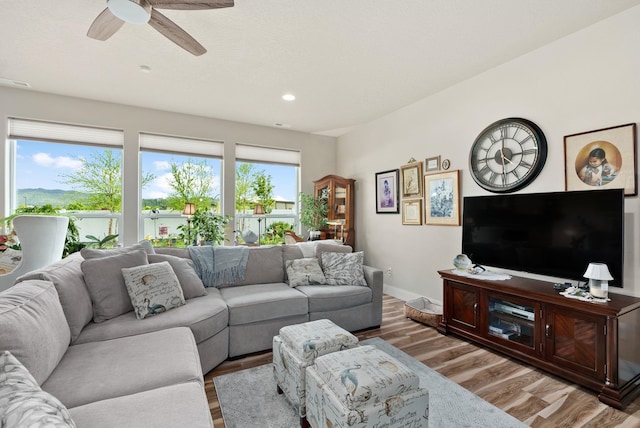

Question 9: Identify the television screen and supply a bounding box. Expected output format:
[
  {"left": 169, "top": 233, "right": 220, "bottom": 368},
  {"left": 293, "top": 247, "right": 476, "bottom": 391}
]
[{"left": 462, "top": 189, "right": 624, "bottom": 287}]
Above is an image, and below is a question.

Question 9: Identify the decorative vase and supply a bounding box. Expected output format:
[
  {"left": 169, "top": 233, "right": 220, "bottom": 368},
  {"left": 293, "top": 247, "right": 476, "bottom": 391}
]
[{"left": 453, "top": 254, "right": 472, "bottom": 270}]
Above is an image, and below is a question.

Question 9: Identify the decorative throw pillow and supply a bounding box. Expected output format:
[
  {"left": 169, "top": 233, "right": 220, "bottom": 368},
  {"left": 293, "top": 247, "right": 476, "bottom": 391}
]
[
  {"left": 121, "top": 262, "right": 186, "bottom": 320},
  {"left": 80, "top": 239, "right": 155, "bottom": 259},
  {"left": 315, "top": 243, "right": 352, "bottom": 269},
  {"left": 0, "top": 351, "right": 76, "bottom": 428},
  {"left": 0, "top": 247, "right": 22, "bottom": 274},
  {"left": 286, "top": 258, "right": 326, "bottom": 287},
  {"left": 147, "top": 254, "right": 206, "bottom": 299},
  {"left": 321, "top": 251, "right": 367, "bottom": 286},
  {"left": 81, "top": 249, "right": 149, "bottom": 323}
]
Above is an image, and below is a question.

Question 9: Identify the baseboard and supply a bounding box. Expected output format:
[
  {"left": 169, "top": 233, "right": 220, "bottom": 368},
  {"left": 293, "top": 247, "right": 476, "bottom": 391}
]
[{"left": 382, "top": 284, "right": 422, "bottom": 302}]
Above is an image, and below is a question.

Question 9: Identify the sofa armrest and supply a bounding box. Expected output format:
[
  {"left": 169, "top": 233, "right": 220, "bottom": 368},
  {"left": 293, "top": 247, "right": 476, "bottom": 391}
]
[{"left": 363, "top": 265, "right": 383, "bottom": 327}]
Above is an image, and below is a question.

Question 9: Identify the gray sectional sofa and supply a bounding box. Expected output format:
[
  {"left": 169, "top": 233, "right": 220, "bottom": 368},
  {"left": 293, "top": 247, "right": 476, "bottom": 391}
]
[{"left": 0, "top": 241, "right": 382, "bottom": 427}]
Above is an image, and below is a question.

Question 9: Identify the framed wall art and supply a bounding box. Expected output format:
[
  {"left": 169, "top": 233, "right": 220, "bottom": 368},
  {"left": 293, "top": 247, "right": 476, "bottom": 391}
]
[
  {"left": 402, "top": 199, "right": 423, "bottom": 225},
  {"left": 400, "top": 161, "right": 423, "bottom": 198},
  {"left": 424, "top": 169, "right": 460, "bottom": 226},
  {"left": 425, "top": 155, "right": 441, "bottom": 173},
  {"left": 375, "top": 169, "right": 399, "bottom": 213},
  {"left": 564, "top": 123, "right": 637, "bottom": 196}
]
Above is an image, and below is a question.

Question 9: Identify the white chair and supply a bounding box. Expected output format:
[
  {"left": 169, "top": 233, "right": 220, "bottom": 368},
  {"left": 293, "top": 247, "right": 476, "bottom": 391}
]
[{"left": 0, "top": 215, "right": 69, "bottom": 292}]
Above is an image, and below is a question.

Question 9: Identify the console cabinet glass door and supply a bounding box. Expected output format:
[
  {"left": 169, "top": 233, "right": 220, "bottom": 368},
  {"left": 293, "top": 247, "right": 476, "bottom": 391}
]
[
  {"left": 545, "top": 305, "right": 606, "bottom": 381},
  {"left": 488, "top": 295, "right": 539, "bottom": 355}
]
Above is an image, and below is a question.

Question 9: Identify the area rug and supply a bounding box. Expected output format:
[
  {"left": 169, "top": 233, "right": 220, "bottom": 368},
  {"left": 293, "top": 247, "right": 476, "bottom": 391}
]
[{"left": 213, "top": 337, "right": 527, "bottom": 427}]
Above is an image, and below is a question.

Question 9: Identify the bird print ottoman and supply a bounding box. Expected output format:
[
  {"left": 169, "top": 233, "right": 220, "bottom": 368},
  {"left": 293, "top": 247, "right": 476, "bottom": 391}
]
[
  {"left": 273, "top": 319, "right": 359, "bottom": 419},
  {"left": 305, "top": 345, "right": 429, "bottom": 428}
]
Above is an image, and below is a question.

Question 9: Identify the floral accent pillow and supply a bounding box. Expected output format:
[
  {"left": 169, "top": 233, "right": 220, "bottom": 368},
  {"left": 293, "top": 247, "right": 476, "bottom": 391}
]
[
  {"left": 0, "top": 248, "right": 22, "bottom": 274},
  {"left": 321, "top": 251, "right": 367, "bottom": 286},
  {"left": 121, "top": 262, "right": 186, "bottom": 320},
  {"left": 0, "top": 351, "right": 76, "bottom": 428},
  {"left": 286, "top": 258, "right": 326, "bottom": 287}
]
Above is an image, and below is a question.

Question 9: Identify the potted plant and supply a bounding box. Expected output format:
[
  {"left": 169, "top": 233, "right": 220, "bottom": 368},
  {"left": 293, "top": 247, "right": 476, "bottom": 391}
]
[
  {"left": 299, "top": 192, "right": 328, "bottom": 240},
  {"left": 190, "top": 210, "right": 231, "bottom": 246}
]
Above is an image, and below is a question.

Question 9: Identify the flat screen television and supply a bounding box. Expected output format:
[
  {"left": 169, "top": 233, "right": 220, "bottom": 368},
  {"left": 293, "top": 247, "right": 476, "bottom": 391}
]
[{"left": 461, "top": 189, "right": 624, "bottom": 287}]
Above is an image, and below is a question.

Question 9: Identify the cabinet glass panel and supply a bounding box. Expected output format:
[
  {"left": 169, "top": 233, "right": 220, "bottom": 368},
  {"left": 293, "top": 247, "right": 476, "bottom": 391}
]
[
  {"left": 334, "top": 185, "right": 347, "bottom": 219},
  {"left": 488, "top": 297, "right": 535, "bottom": 348}
]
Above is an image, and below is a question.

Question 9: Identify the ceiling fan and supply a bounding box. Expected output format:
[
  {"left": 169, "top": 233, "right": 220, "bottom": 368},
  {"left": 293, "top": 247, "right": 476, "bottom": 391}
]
[{"left": 87, "top": 0, "right": 234, "bottom": 56}]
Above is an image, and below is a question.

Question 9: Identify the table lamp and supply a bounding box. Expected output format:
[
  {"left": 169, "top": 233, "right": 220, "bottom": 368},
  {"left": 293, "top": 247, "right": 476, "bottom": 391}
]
[
  {"left": 253, "top": 204, "right": 265, "bottom": 246},
  {"left": 182, "top": 202, "right": 196, "bottom": 245},
  {"left": 583, "top": 263, "right": 613, "bottom": 299}
]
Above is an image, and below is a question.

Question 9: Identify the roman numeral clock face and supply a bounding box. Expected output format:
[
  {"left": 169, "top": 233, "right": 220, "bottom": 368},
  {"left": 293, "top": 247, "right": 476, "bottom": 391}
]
[{"left": 470, "top": 118, "right": 547, "bottom": 193}]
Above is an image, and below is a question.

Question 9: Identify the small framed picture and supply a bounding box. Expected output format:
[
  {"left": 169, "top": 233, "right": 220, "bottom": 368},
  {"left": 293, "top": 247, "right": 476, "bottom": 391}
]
[
  {"left": 375, "top": 169, "right": 399, "bottom": 213},
  {"left": 564, "top": 123, "right": 637, "bottom": 196},
  {"left": 425, "top": 156, "right": 441, "bottom": 173},
  {"left": 402, "top": 199, "right": 423, "bottom": 225},
  {"left": 424, "top": 170, "right": 460, "bottom": 226},
  {"left": 400, "top": 161, "right": 423, "bottom": 198}
]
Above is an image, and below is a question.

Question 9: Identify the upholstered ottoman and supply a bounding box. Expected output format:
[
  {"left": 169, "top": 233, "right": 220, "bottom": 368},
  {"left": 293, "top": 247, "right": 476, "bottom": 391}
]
[
  {"left": 273, "top": 319, "right": 359, "bottom": 421},
  {"left": 305, "top": 345, "right": 429, "bottom": 428}
]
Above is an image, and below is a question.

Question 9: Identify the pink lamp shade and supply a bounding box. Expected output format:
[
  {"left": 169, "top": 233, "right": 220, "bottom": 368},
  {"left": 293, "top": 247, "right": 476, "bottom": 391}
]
[{"left": 583, "top": 263, "right": 613, "bottom": 281}]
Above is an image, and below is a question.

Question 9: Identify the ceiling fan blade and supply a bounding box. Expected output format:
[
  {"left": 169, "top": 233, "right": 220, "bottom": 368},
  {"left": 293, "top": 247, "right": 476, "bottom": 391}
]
[
  {"left": 148, "top": 9, "right": 207, "bottom": 56},
  {"left": 148, "top": 0, "right": 234, "bottom": 10},
  {"left": 87, "top": 8, "right": 125, "bottom": 41}
]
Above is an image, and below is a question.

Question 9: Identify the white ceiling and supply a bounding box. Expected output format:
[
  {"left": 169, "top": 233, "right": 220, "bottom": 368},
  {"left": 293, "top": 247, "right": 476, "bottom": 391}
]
[{"left": 1, "top": 0, "right": 639, "bottom": 136}]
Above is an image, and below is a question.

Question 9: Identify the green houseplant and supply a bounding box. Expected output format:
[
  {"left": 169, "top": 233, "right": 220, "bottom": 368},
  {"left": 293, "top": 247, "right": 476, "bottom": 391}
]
[
  {"left": 190, "top": 210, "right": 231, "bottom": 246},
  {"left": 299, "top": 192, "right": 328, "bottom": 239}
]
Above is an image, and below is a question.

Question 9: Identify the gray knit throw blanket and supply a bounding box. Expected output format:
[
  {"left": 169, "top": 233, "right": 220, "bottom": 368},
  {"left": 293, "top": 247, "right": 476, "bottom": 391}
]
[{"left": 188, "top": 246, "right": 249, "bottom": 288}]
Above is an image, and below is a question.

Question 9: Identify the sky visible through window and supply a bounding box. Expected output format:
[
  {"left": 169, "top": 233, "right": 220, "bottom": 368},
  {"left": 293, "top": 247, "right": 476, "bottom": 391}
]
[{"left": 15, "top": 141, "right": 298, "bottom": 203}]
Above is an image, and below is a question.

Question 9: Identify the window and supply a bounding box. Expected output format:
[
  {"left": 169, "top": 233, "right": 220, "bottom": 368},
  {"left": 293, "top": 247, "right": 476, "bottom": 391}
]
[
  {"left": 139, "top": 133, "right": 223, "bottom": 247},
  {"left": 235, "top": 144, "right": 299, "bottom": 245},
  {"left": 8, "top": 118, "right": 124, "bottom": 245}
]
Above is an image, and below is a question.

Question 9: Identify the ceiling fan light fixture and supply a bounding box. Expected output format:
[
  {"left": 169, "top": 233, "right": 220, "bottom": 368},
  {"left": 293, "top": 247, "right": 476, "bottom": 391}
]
[{"left": 107, "top": 0, "right": 151, "bottom": 24}]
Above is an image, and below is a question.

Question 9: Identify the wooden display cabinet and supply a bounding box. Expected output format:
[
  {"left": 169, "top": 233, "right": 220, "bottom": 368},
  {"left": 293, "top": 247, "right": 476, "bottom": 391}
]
[
  {"left": 438, "top": 269, "right": 640, "bottom": 409},
  {"left": 313, "top": 175, "right": 355, "bottom": 248}
]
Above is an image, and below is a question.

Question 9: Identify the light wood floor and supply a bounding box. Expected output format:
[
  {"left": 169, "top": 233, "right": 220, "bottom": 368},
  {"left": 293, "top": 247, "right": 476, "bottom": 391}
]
[{"left": 205, "top": 295, "right": 640, "bottom": 427}]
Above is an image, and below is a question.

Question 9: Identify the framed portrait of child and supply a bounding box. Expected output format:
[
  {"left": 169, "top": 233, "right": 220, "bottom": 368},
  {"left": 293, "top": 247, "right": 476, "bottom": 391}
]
[{"left": 564, "top": 123, "right": 637, "bottom": 196}]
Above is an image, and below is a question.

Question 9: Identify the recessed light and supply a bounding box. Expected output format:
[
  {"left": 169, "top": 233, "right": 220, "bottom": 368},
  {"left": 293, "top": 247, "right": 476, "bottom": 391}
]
[
  {"left": 274, "top": 123, "right": 292, "bottom": 128},
  {"left": 140, "top": 65, "right": 151, "bottom": 73},
  {"left": 282, "top": 94, "right": 296, "bottom": 101}
]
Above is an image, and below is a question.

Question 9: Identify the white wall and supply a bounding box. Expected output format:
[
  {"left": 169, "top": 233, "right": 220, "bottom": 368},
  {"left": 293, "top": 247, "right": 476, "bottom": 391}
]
[
  {"left": 338, "top": 6, "right": 640, "bottom": 299},
  {"left": 0, "top": 87, "right": 337, "bottom": 245}
]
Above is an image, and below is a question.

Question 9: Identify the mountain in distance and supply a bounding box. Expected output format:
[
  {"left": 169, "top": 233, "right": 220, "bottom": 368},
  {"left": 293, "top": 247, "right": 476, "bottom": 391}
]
[
  {"left": 18, "top": 188, "right": 90, "bottom": 208},
  {"left": 17, "top": 188, "right": 168, "bottom": 209}
]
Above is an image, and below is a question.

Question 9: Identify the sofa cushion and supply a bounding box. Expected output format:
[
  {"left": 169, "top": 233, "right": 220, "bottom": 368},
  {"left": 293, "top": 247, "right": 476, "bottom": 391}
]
[
  {"left": 0, "top": 351, "right": 76, "bottom": 428},
  {"left": 42, "top": 327, "right": 203, "bottom": 409},
  {"left": 148, "top": 254, "right": 206, "bottom": 299},
  {"left": 122, "top": 262, "right": 186, "bottom": 319},
  {"left": 315, "top": 243, "right": 352, "bottom": 269},
  {"left": 296, "top": 285, "right": 372, "bottom": 312},
  {"left": 154, "top": 247, "right": 191, "bottom": 259},
  {"left": 68, "top": 382, "right": 212, "bottom": 428},
  {"left": 81, "top": 249, "right": 149, "bottom": 323},
  {"left": 80, "top": 240, "right": 155, "bottom": 259},
  {"left": 15, "top": 252, "right": 92, "bottom": 344},
  {"left": 224, "top": 246, "right": 284, "bottom": 286},
  {"left": 73, "top": 289, "right": 228, "bottom": 347},
  {"left": 282, "top": 245, "right": 304, "bottom": 282},
  {"left": 0, "top": 280, "right": 70, "bottom": 385},
  {"left": 220, "top": 283, "right": 308, "bottom": 325},
  {"left": 285, "top": 258, "right": 326, "bottom": 286},
  {"left": 321, "top": 251, "right": 367, "bottom": 286}
]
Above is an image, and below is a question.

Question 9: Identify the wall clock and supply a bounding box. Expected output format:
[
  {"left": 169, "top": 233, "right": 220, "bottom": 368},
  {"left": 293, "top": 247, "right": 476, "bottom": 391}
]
[{"left": 469, "top": 117, "right": 547, "bottom": 193}]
